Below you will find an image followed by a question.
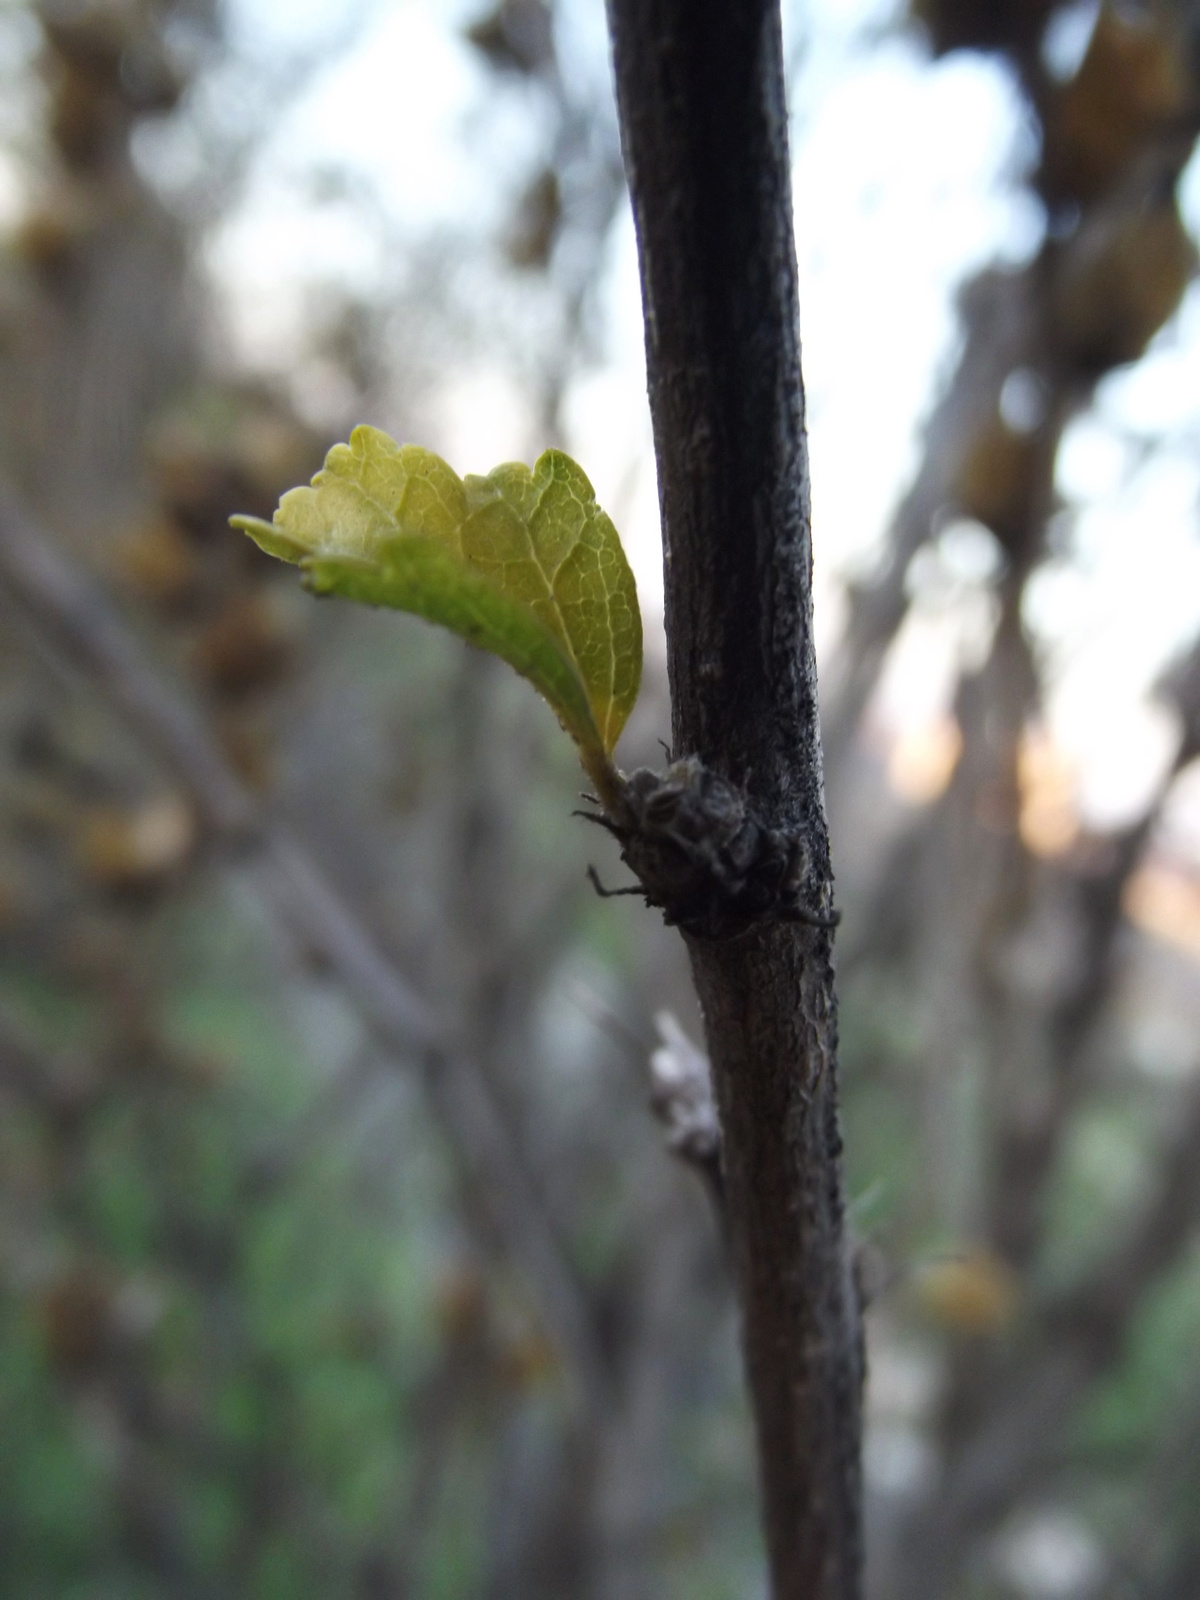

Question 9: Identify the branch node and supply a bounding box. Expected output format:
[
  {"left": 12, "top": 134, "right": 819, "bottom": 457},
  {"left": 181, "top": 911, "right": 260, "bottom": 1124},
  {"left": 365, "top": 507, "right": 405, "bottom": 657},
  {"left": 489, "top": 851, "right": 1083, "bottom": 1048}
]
[{"left": 588, "top": 756, "right": 838, "bottom": 941}]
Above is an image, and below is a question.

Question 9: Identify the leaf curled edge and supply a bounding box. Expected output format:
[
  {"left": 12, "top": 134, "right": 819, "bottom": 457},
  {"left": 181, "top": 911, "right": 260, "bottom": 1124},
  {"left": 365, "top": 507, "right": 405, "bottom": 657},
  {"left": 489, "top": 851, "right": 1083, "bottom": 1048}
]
[{"left": 232, "top": 427, "right": 642, "bottom": 782}]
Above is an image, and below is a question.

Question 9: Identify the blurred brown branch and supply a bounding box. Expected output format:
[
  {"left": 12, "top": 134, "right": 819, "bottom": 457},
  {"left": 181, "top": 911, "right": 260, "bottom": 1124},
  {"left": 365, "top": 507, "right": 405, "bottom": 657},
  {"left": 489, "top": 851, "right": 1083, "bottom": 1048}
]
[
  {"left": 840, "top": 6, "right": 1200, "bottom": 1595},
  {"left": 0, "top": 488, "right": 610, "bottom": 1417}
]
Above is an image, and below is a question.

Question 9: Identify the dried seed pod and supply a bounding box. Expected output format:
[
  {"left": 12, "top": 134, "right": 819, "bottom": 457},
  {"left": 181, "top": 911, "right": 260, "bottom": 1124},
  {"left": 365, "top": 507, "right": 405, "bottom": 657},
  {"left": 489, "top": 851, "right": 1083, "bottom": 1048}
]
[
  {"left": 75, "top": 795, "right": 195, "bottom": 889},
  {"left": 908, "top": 0, "right": 1054, "bottom": 60},
  {"left": 915, "top": 1250, "right": 1020, "bottom": 1335},
  {"left": 505, "top": 167, "right": 561, "bottom": 270},
  {"left": 1050, "top": 198, "right": 1195, "bottom": 373},
  {"left": 113, "top": 516, "right": 198, "bottom": 610},
  {"left": 191, "top": 592, "right": 292, "bottom": 699},
  {"left": 951, "top": 409, "right": 1045, "bottom": 545},
  {"left": 1040, "top": 6, "right": 1189, "bottom": 207},
  {"left": 465, "top": 0, "right": 553, "bottom": 76}
]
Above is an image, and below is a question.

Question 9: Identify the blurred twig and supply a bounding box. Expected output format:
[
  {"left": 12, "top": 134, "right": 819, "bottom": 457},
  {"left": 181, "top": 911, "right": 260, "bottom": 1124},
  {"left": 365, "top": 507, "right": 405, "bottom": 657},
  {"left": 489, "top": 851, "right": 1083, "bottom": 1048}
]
[
  {"left": 890, "top": 1075, "right": 1200, "bottom": 1600},
  {"left": 0, "top": 490, "right": 609, "bottom": 1416}
]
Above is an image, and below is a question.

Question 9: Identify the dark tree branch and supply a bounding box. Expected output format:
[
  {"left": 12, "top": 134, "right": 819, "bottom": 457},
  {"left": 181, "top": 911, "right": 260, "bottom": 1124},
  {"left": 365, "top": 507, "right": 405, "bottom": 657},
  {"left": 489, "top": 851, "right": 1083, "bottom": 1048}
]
[{"left": 606, "top": 5, "right": 863, "bottom": 1596}]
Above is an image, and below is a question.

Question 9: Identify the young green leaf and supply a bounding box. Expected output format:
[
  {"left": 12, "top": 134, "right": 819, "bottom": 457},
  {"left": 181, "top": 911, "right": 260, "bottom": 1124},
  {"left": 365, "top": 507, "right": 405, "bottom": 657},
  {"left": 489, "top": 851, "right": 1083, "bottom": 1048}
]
[{"left": 231, "top": 427, "right": 642, "bottom": 804}]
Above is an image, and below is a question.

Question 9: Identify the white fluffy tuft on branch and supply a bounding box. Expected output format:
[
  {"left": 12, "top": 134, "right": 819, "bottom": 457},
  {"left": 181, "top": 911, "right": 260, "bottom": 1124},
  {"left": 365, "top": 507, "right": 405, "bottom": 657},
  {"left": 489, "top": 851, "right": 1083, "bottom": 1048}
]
[{"left": 649, "top": 1011, "right": 721, "bottom": 1182}]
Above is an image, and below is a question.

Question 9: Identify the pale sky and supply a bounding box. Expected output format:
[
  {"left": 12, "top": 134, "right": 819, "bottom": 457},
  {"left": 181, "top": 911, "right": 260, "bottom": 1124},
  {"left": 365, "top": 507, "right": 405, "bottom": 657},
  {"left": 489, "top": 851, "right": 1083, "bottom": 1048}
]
[{"left": 189, "top": 0, "right": 1200, "bottom": 838}]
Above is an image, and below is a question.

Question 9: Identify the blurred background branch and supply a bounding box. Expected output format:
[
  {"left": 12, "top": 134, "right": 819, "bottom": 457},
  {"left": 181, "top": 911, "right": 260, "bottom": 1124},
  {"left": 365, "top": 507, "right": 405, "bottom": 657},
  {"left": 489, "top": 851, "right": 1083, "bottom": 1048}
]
[{"left": 1, "top": 0, "right": 1199, "bottom": 1597}]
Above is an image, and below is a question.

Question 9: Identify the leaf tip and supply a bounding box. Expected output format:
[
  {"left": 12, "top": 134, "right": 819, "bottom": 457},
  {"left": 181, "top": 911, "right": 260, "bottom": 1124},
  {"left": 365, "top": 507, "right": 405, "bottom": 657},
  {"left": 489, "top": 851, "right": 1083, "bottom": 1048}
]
[{"left": 230, "top": 513, "right": 308, "bottom": 564}]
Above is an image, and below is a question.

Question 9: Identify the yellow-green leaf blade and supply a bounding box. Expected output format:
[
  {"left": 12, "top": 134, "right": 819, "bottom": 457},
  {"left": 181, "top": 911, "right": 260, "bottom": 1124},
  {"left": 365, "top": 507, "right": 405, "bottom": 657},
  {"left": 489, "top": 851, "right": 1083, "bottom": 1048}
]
[
  {"left": 230, "top": 426, "right": 642, "bottom": 760},
  {"left": 461, "top": 450, "right": 642, "bottom": 751},
  {"left": 234, "top": 427, "right": 467, "bottom": 564}
]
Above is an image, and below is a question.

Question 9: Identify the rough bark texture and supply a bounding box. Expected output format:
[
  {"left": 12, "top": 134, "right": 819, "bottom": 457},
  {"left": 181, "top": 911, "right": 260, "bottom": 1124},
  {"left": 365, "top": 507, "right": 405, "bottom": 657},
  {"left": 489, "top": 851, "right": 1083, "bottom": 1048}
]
[{"left": 606, "top": 5, "right": 864, "bottom": 1596}]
